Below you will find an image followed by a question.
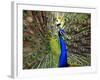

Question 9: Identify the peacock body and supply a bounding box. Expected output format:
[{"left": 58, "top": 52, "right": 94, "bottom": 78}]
[
  {"left": 23, "top": 10, "right": 91, "bottom": 69},
  {"left": 58, "top": 29, "right": 68, "bottom": 67}
]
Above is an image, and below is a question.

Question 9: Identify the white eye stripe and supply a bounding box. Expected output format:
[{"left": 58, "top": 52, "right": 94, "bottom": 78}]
[{"left": 60, "top": 31, "right": 63, "bottom": 35}]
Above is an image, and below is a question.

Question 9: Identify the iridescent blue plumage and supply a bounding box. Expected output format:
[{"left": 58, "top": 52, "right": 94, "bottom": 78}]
[{"left": 58, "top": 29, "right": 68, "bottom": 67}]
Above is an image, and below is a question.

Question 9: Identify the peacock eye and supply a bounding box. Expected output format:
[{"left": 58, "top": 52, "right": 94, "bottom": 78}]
[{"left": 60, "top": 31, "right": 63, "bottom": 35}]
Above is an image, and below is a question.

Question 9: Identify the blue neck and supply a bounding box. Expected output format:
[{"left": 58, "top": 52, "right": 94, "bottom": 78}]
[{"left": 58, "top": 35, "right": 68, "bottom": 67}]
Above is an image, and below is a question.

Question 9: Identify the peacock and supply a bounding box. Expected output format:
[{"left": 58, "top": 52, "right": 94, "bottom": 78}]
[{"left": 23, "top": 10, "right": 91, "bottom": 69}]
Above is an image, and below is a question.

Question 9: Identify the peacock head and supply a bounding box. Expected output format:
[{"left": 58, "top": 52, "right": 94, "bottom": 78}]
[
  {"left": 56, "top": 17, "right": 65, "bottom": 37},
  {"left": 58, "top": 29, "right": 65, "bottom": 37}
]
